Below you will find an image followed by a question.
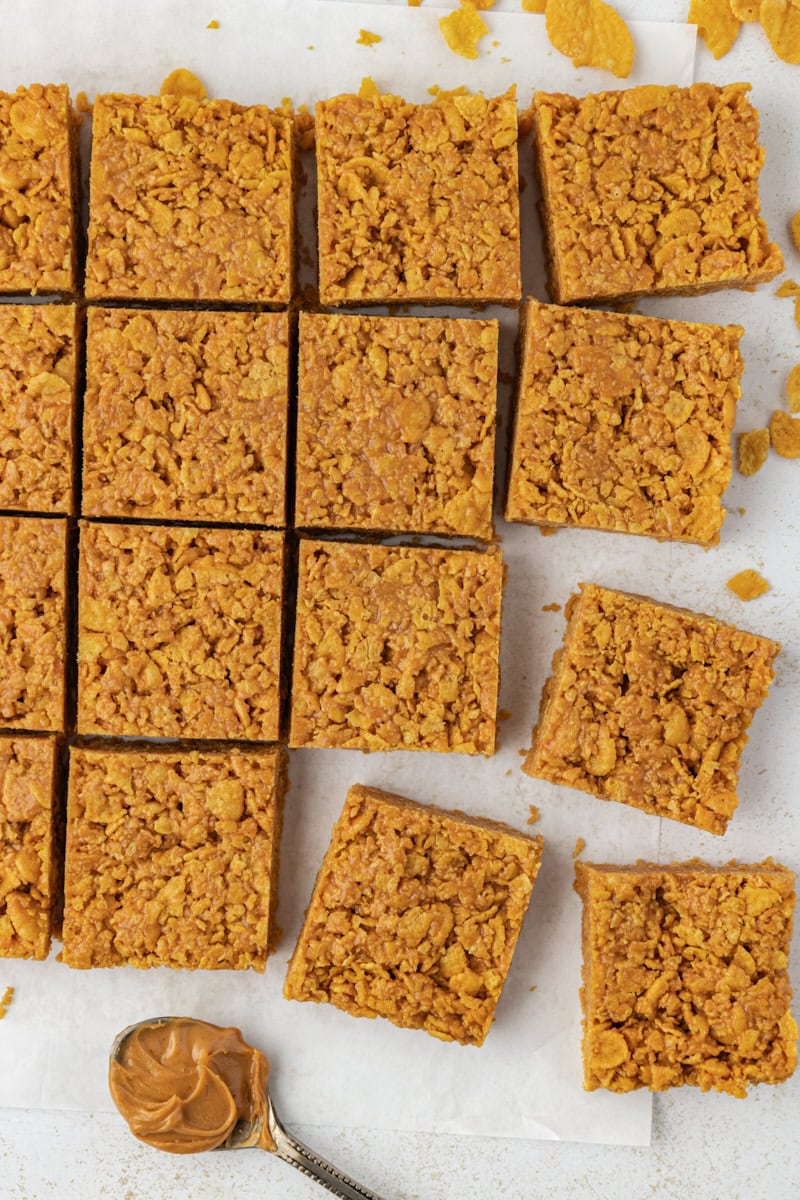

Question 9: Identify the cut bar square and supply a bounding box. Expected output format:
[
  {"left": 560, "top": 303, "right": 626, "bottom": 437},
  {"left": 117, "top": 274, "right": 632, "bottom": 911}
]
[
  {"left": 523, "top": 584, "right": 779, "bottom": 834},
  {"left": 532, "top": 83, "right": 783, "bottom": 305},
  {"left": 82, "top": 308, "right": 289, "bottom": 525},
  {"left": 0, "top": 304, "right": 78, "bottom": 515},
  {"left": 575, "top": 860, "right": 797, "bottom": 1096},
  {"left": 0, "top": 516, "right": 68, "bottom": 732},
  {"left": 285, "top": 784, "right": 543, "bottom": 1045},
  {"left": 290, "top": 539, "right": 503, "bottom": 755},
  {"left": 0, "top": 84, "right": 78, "bottom": 295},
  {"left": 77, "top": 522, "right": 285, "bottom": 740},
  {"left": 505, "top": 301, "right": 742, "bottom": 546},
  {"left": 0, "top": 735, "right": 58, "bottom": 960},
  {"left": 62, "top": 745, "right": 286, "bottom": 970},
  {"left": 85, "top": 92, "right": 294, "bottom": 303},
  {"left": 316, "top": 89, "right": 521, "bottom": 305},
  {"left": 296, "top": 312, "right": 498, "bottom": 539}
]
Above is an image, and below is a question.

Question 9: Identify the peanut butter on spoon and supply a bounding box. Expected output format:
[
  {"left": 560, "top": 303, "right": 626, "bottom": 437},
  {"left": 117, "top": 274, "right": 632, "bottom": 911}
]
[{"left": 109, "top": 1017, "right": 384, "bottom": 1199}]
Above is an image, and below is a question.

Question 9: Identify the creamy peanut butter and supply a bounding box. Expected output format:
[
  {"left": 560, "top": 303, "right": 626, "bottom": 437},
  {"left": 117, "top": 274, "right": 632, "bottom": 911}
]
[{"left": 108, "top": 1018, "right": 275, "bottom": 1154}]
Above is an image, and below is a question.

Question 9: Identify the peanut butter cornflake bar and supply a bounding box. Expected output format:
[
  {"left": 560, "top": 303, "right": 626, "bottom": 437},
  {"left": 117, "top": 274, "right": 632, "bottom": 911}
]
[
  {"left": 532, "top": 82, "right": 783, "bottom": 305},
  {"left": 0, "top": 735, "right": 58, "bottom": 961},
  {"left": 524, "top": 583, "right": 779, "bottom": 834},
  {"left": 285, "top": 784, "right": 543, "bottom": 1045},
  {"left": 505, "top": 300, "right": 742, "bottom": 546},
  {"left": 575, "top": 860, "right": 797, "bottom": 1096}
]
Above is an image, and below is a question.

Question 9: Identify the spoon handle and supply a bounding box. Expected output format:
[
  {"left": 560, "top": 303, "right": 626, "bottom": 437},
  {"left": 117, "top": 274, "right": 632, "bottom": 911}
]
[{"left": 268, "top": 1108, "right": 385, "bottom": 1200}]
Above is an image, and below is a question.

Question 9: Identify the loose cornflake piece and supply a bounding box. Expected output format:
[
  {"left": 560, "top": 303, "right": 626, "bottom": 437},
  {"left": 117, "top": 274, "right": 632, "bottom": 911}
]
[
  {"left": 290, "top": 539, "right": 503, "bottom": 755},
  {"left": 775, "top": 279, "right": 800, "bottom": 297},
  {"left": 0, "top": 304, "right": 78, "bottom": 515},
  {"left": 575, "top": 860, "right": 798, "bottom": 1096},
  {"left": 86, "top": 92, "right": 294, "bottom": 303},
  {"left": 759, "top": 0, "right": 800, "bottom": 63},
  {"left": 0, "top": 517, "right": 68, "bottom": 732},
  {"left": 737, "top": 427, "right": 770, "bottom": 475},
  {"left": 160, "top": 69, "right": 207, "bottom": 99},
  {"left": 689, "top": 0, "right": 741, "bottom": 57},
  {"left": 81, "top": 308, "right": 289, "bottom": 525},
  {"left": 62, "top": 746, "right": 286, "bottom": 971},
  {"left": 439, "top": 2, "right": 490, "bottom": 59},
  {"left": 546, "top": 0, "right": 634, "bottom": 79},
  {"left": 505, "top": 301, "right": 742, "bottom": 546},
  {"left": 284, "top": 783, "right": 544, "bottom": 1045},
  {"left": 532, "top": 83, "right": 784, "bottom": 305},
  {"left": 296, "top": 312, "right": 498, "bottom": 539},
  {"left": 792, "top": 211, "right": 800, "bottom": 251},
  {"left": 357, "top": 29, "right": 382, "bottom": 46},
  {"left": 769, "top": 409, "right": 800, "bottom": 457},
  {"left": 316, "top": 88, "right": 521, "bottom": 304},
  {"left": 77, "top": 522, "right": 285, "bottom": 740},
  {"left": 787, "top": 364, "right": 800, "bottom": 412},
  {"left": 0, "top": 735, "right": 58, "bottom": 960},
  {"left": 727, "top": 569, "right": 770, "bottom": 600},
  {"left": 523, "top": 583, "right": 780, "bottom": 834},
  {"left": 0, "top": 84, "right": 78, "bottom": 295}
]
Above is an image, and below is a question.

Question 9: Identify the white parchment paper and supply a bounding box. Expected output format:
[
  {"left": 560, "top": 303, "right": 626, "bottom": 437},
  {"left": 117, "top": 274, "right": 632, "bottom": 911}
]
[{"left": 0, "top": 0, "right": 702, "bottom": 1148}]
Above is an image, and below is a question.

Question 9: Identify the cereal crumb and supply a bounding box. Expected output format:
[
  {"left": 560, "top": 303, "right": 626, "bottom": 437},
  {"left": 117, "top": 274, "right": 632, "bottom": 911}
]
[
  {"left": 529, "top": 984, "right": 537, "bottom": 992},
  {"left": 0, "top": 986, "right": 14, "bottom": 1019},
  {"left": 787, "top": 365, "right": 800, "bottom": 413},
  {"left": 76, "top": 90, "right": 90, "bottom": 113},
  {"left": 439, "top": 2, "right": 490, "bottom": 59},
  {"left": 770, "top": 409, "right": 800, "bottom": 458},
  {"left": 160, "top": 69, "right": 207, "bottom": 99},
  {"left": 206, "top": 19, "right": 219, "bottom": 29},
  {"left": 776, "top": 279, "right": 800, "bottom": 298},
  {"left": 527, "top": 805, "right": 540, "bottom": 824},
  {"left": 573, "top": 837, "right": 586, "bottom": 859},
  {"left": 358, "top": 76, "right": 380, "bottom": 101},
  {"left": 498, "top": 708, "right": 512, "bottom": 723},
  {"left": 737, "top": 428, "right": 770, "bottom": 476},
  {"left": 409, "top": 0, "right": 423, "bottom": 6},
  {"left": 357, "top": 29, "right": 382, "bottom": 46},
  {"left": 539, "top": 525, "right": 559, "bottom": 537},
  {"left": 546, "top": 0, "right": 634, "bottom": 78},
  {"left": 542, "top": 602, "right": 562, "bottom": 613},
  {"left": 738, "top": 506, "right": 747, "bottom": 515},
  {"left": 505, "top": 768, "right": 512, "bottom": 776},
  {"left": 689, "top": 0, "right": 741, "bottom": 59},
  {"left": 792, "top": 212, "right": 800, "bottom": 252},
  {"left": 727, "top": 569, "right": 770, "bottom": 601}
]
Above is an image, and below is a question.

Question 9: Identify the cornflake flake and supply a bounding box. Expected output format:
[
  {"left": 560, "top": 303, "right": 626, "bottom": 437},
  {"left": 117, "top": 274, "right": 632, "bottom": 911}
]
[{"left": 545, "top": 0, "right": 634, "bottom": 78}]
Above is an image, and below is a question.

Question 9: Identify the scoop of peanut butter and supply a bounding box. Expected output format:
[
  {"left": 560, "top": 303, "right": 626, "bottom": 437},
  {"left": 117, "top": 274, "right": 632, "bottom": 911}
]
[{"left": 108, "top": 1017, "right": 274, "bottom": 1154}]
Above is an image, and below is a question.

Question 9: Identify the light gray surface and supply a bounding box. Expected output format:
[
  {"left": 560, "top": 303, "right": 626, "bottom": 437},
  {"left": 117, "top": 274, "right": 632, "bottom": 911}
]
[{"left": 2, "top": 1, "right": 800, "bottom": 1197}]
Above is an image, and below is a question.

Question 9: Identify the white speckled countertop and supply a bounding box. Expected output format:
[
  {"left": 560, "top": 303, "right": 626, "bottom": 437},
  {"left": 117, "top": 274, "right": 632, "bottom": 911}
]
[{"left": 1, "top": 1, "right": 799, "bottom": 1197}]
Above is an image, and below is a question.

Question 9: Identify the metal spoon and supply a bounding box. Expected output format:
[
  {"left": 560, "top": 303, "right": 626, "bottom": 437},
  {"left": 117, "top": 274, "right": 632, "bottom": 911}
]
[{"left": 110, "top": 1018, "right": 386, "bottom": 1200}]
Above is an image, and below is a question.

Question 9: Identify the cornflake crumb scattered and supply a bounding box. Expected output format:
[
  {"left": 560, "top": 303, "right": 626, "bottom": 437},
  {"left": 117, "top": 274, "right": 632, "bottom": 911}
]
[
  {"left": 689, "top": 0, "right": 741, "bottom": 59},
  {"left": 738, "top": 506, "right": 746, "bottom": 515},
  {"left": 357, "top": 29, "right": 382, "bottom": 46},
  {"left": 527, "top": 805, "right": 540, "bottom": 824},
  {"left": 498, "top": 709, "right": 512, "bottom": 723},
  {"left": 160, "top": 69, "right": 206, "bottom": 99},
  {"left": 727, "top": 569, "right": 770, "bottom": 601},
  {"left": 539, "top": 525, "right": 559, "bottom": 537},
  {"left": 786, "top": 364, "right": 800, "bottom": 413},
  {"left": 542, "top": 603, "right": 562, "bottom": 613},
  {"left": 0, "top": 986, "right": 13, "bottom": 1019},
  {"left": 529, "top": 984, "right": 537, "bottom": 992},
  {"left": 770, "top": 410, "right": 800, "bottom": 458},
  {"left": 546, "top": 0, "right": 634, "bottom": 79},
  {"left": 737, "top": 428, "right": 770, "bottom": 476},
  {"left": 776, "top": 279, "right": 800, "bottom": 298},
  {"left": 207, "top": 19, "right": 219, "bottom": 29},
  {"left": 76, "top": 90, "right": 90, "bottom": 113},
  {"left": 573, "top": 837, "right": 586, "bottom": 859},
  {"left": 358, "top": 76, "right": 380, "bottom": 101},
  {"left": 439, "top": 1, "right": 490, "bottom": 60},
  {"left": 792, "top": 212, "right": 800, "bottom": 252}
]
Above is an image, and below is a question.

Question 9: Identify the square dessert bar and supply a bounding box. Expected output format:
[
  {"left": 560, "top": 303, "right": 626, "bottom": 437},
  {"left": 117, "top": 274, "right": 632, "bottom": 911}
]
[
  {"left": 0, "top": 735, "right": 58, "bottom": 960},
  {"left": 0, "top": 84, "right": 78, "bottom": 295},
  {"left": 77, "top": 522, "right": 285, "bottom": 740},
  {"left": 296, "top": 312, "right": 498, "bottom": 539},
  {"left": 290, "top": 539, "right": 503, "bottom": 755},
  {"left": 532, "top": 82, "right": 783, "bottom": 305},
  {"left": 82, "top": 308, "right": 289, "bottom": 525},
  {"left": 0, "top": 516, "right": 68, "bottom": 732},
  {"left": 575, "top": 860, "right": 797, "bottom": 1096},
  {"left": 62, "top": 745, "right": 286, "bottom": 970},
  {"left": 505, "top": 301, "right": 743, "bottom": 546},
  {"left": 285, "top": 784, "right": 543, "bottom": 1045},
  {"left": 85, "top": 92, "right": 294, "bottom": 303},
  {"left": 316, "top": 89, "right": 521, "bottom": 305},
  {"left": 524, "top": 584, "right": 779, "bottom": 834},
  {"left": 0, "top": 304, "right": 78, "bottom": 515}
]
